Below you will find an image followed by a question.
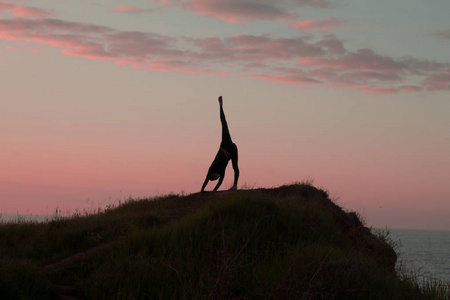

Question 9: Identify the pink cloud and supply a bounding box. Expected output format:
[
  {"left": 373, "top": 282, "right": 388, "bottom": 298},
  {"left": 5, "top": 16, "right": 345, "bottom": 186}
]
[
  {"left": 12, "top": 6, "right": 50, "bottom": 19},
  {"left": 220, "top": 35, "right": 448, "bottom": 93},
  {"left": 150, "top": 0, "right": 338, "bottom": 12},
  {"left": 1, "top": 3, "right": 449, "bottom": 94},
  {"left": 0, "top": 17, "right": 221, "bottom": 76},
  {"left": 319, "top": 49, "right": 407, "bottom": 73},
  {"left": 189, "top": 0, "right": 297, "bottom": 24},
  {"left": 0, "top": 2, "right": 51, "bottom": 19},
  {"left": 192, "top": 34, "right": 325, "bottom": 62},
  {"left": 124, "top": 0, "right": 344, "bottom": 34},
  {"left": 250, "top": 69, "right": 321, "bottom": 85},
  {"left": 290, "top": 17, "right": 346, "bottom": 32},
  {"left": 147, "top": 0, "right": 180, "bottom": 4},
  {"left": 423, "top": 71, "right": 450, "bottom": 91},
  {"left": 114, "top": 4, "right": 163, "bottom": 14},
  {"left": 145, "top": 0, "right": 340, "bottom": 26},
  {"left": 249, "top": 71, "right": 403, "bottom": 95},
  {"left": 114, "top": 5, "right": 146, "bottom": 14}
]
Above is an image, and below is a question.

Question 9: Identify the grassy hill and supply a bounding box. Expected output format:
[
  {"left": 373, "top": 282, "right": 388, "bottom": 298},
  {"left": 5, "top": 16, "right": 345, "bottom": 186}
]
[{"left": 0, "top": 183, "right": 448, "bottom": 299}]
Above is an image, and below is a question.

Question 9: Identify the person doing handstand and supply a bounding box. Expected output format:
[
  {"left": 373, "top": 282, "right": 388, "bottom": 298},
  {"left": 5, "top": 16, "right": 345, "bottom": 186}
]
[{"left": 201, "top": 96, "right": 239, "bottom": 192}]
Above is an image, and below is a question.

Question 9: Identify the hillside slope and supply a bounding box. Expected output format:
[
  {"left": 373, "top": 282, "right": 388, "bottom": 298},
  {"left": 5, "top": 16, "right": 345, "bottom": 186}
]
[{"left": 1, "top": 184, "right": 445, "bottom": 299}]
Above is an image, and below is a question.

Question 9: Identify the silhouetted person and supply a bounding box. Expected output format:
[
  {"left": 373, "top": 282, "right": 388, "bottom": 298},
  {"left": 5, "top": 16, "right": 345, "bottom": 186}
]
[{"left": 201, "top": 96, "right": 239, "bottom": 192}]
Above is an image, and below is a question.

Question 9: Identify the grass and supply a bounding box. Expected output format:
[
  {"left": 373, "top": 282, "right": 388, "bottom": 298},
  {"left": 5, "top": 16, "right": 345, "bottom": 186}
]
[{"left": 0, "top": 183, "right": 448, "bottom": 299}]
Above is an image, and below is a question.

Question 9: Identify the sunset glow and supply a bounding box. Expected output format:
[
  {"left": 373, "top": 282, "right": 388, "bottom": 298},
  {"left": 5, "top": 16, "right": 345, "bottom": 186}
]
[{"left": 1, "top": 0, "right": 449, "bottom": 230}]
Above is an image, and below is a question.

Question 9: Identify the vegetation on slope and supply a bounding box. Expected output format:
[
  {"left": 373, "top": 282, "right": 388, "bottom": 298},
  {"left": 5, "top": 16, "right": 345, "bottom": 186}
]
[{"left": 0, "top": 183, "right": 448, "bottom": 299}]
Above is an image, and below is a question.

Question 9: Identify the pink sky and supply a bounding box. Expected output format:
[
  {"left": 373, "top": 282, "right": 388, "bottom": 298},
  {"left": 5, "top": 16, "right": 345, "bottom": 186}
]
[{"left": 1, "top": 0, "right": 450, "bottom": 230}]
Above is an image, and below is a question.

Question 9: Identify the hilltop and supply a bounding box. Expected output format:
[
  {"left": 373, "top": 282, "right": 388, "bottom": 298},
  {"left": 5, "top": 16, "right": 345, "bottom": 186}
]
[{"left": 0, "top": 183, "right": 448, "bottom": 299}]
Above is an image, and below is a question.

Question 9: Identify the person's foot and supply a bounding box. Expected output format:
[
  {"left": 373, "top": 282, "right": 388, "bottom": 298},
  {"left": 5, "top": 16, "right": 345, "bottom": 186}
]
[{"left": 218, "top": 96, "right": 223, "bottom": 106}]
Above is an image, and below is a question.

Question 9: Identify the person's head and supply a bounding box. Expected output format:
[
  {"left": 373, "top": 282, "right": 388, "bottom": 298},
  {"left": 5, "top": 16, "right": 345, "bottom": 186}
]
[{"left": 209, "top": 172, "right": 220, "bottom": 181}]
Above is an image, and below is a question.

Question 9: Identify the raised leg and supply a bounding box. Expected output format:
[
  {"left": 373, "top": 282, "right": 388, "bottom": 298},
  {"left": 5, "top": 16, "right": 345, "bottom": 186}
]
[{"left": 220, "top": 98, "right": 232, "bottom": 146}]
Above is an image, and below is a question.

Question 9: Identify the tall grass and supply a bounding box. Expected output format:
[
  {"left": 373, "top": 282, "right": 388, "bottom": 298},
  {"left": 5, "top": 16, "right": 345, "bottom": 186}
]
[
  {"left": 0, "top": 184, "right": 448, "bottom": 299},
  {"left": 0, "top": 260, "right": 57, "bottom": 300}
]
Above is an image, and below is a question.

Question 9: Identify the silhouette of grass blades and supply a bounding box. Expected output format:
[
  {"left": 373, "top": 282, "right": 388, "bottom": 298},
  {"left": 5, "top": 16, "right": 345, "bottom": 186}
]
[{"left": 1, "top": 183, "right": 449, "bottom": 299}]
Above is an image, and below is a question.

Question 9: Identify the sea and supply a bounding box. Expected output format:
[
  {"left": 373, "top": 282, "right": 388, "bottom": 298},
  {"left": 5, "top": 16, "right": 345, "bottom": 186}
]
[
  {"left": 1, "top": 214, "right": 449, "bottom": 282},
  {"left": 0, "top": 213, "right": 57, "bottom": 223},
  {"left": 389, "top": 228, "right": 450, "bottom": 283}
]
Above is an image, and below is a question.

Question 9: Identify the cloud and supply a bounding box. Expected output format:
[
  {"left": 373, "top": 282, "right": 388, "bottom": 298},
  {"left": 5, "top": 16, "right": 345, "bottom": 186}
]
[
  {"left": 114, "top": 5, "right": 146, "bottom": 14},
  {"left": 188, "top": 0, "right": 297, "bottom": 24},
  {"left": 150, "top": 0, "right": 339, "bottom": 11},
  {"left": 117, "top": 0, "right": 346, "bottom": 38},
  {"left": 250, "top": 69, "right": 322, "bottom": 85},
  {"left": 292, "top": 0, "right": 338, "bottom": 9},
  {"left": 289, "top": 17, "right": 346, "bottom": 32},
  {"left": 399, "top": 85, "right": 423, "bottom": 93},
  {"left": 192, "top": 34, "right": 326, "bottom": 62},
  {"left": 221, "top": 35, "right": 449, "bottom": 93},
  {"left": 1, "top": 3, "right": 449, "bottom": 94},
  {"left": 422, "top": 71, "right": 450, "bottom": 91},
  {"left": 113, "top": 4, "right": 163, "bottom": 14},
  {"left": 145, "top": 0, "right": 298, "bottom": 23},
  {"left": 435, "top": 29, "right": 450, "bottom": 40},
  {"left": 144, "top": 0, "right": 340, "bottom": 29},
  {"left": 358, "top": 86, "right": 400, "bottom": 95},
  {"left": 0, "top": 16, "right": 219, "bottom": 74},
  {"left": 2, "top": 17, "right": 185, "bottom": 63},
  {"left": 0, "top": 1, "right": 51, "bottom": 19},
  {"left": 319, "top": 48, "right": 408, "bottom": 73},
  {"left": 191, "top": 33, "right": 449, "bottom": 93}
]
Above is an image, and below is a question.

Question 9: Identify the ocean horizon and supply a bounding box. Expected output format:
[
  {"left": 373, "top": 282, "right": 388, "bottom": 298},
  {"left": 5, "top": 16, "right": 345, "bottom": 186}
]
[
  {"left": 0, "top": 212, "right": 59, "bottom": 223},
  {"left": 389, "top": 228, "right": 450, "bottom": 283}
]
